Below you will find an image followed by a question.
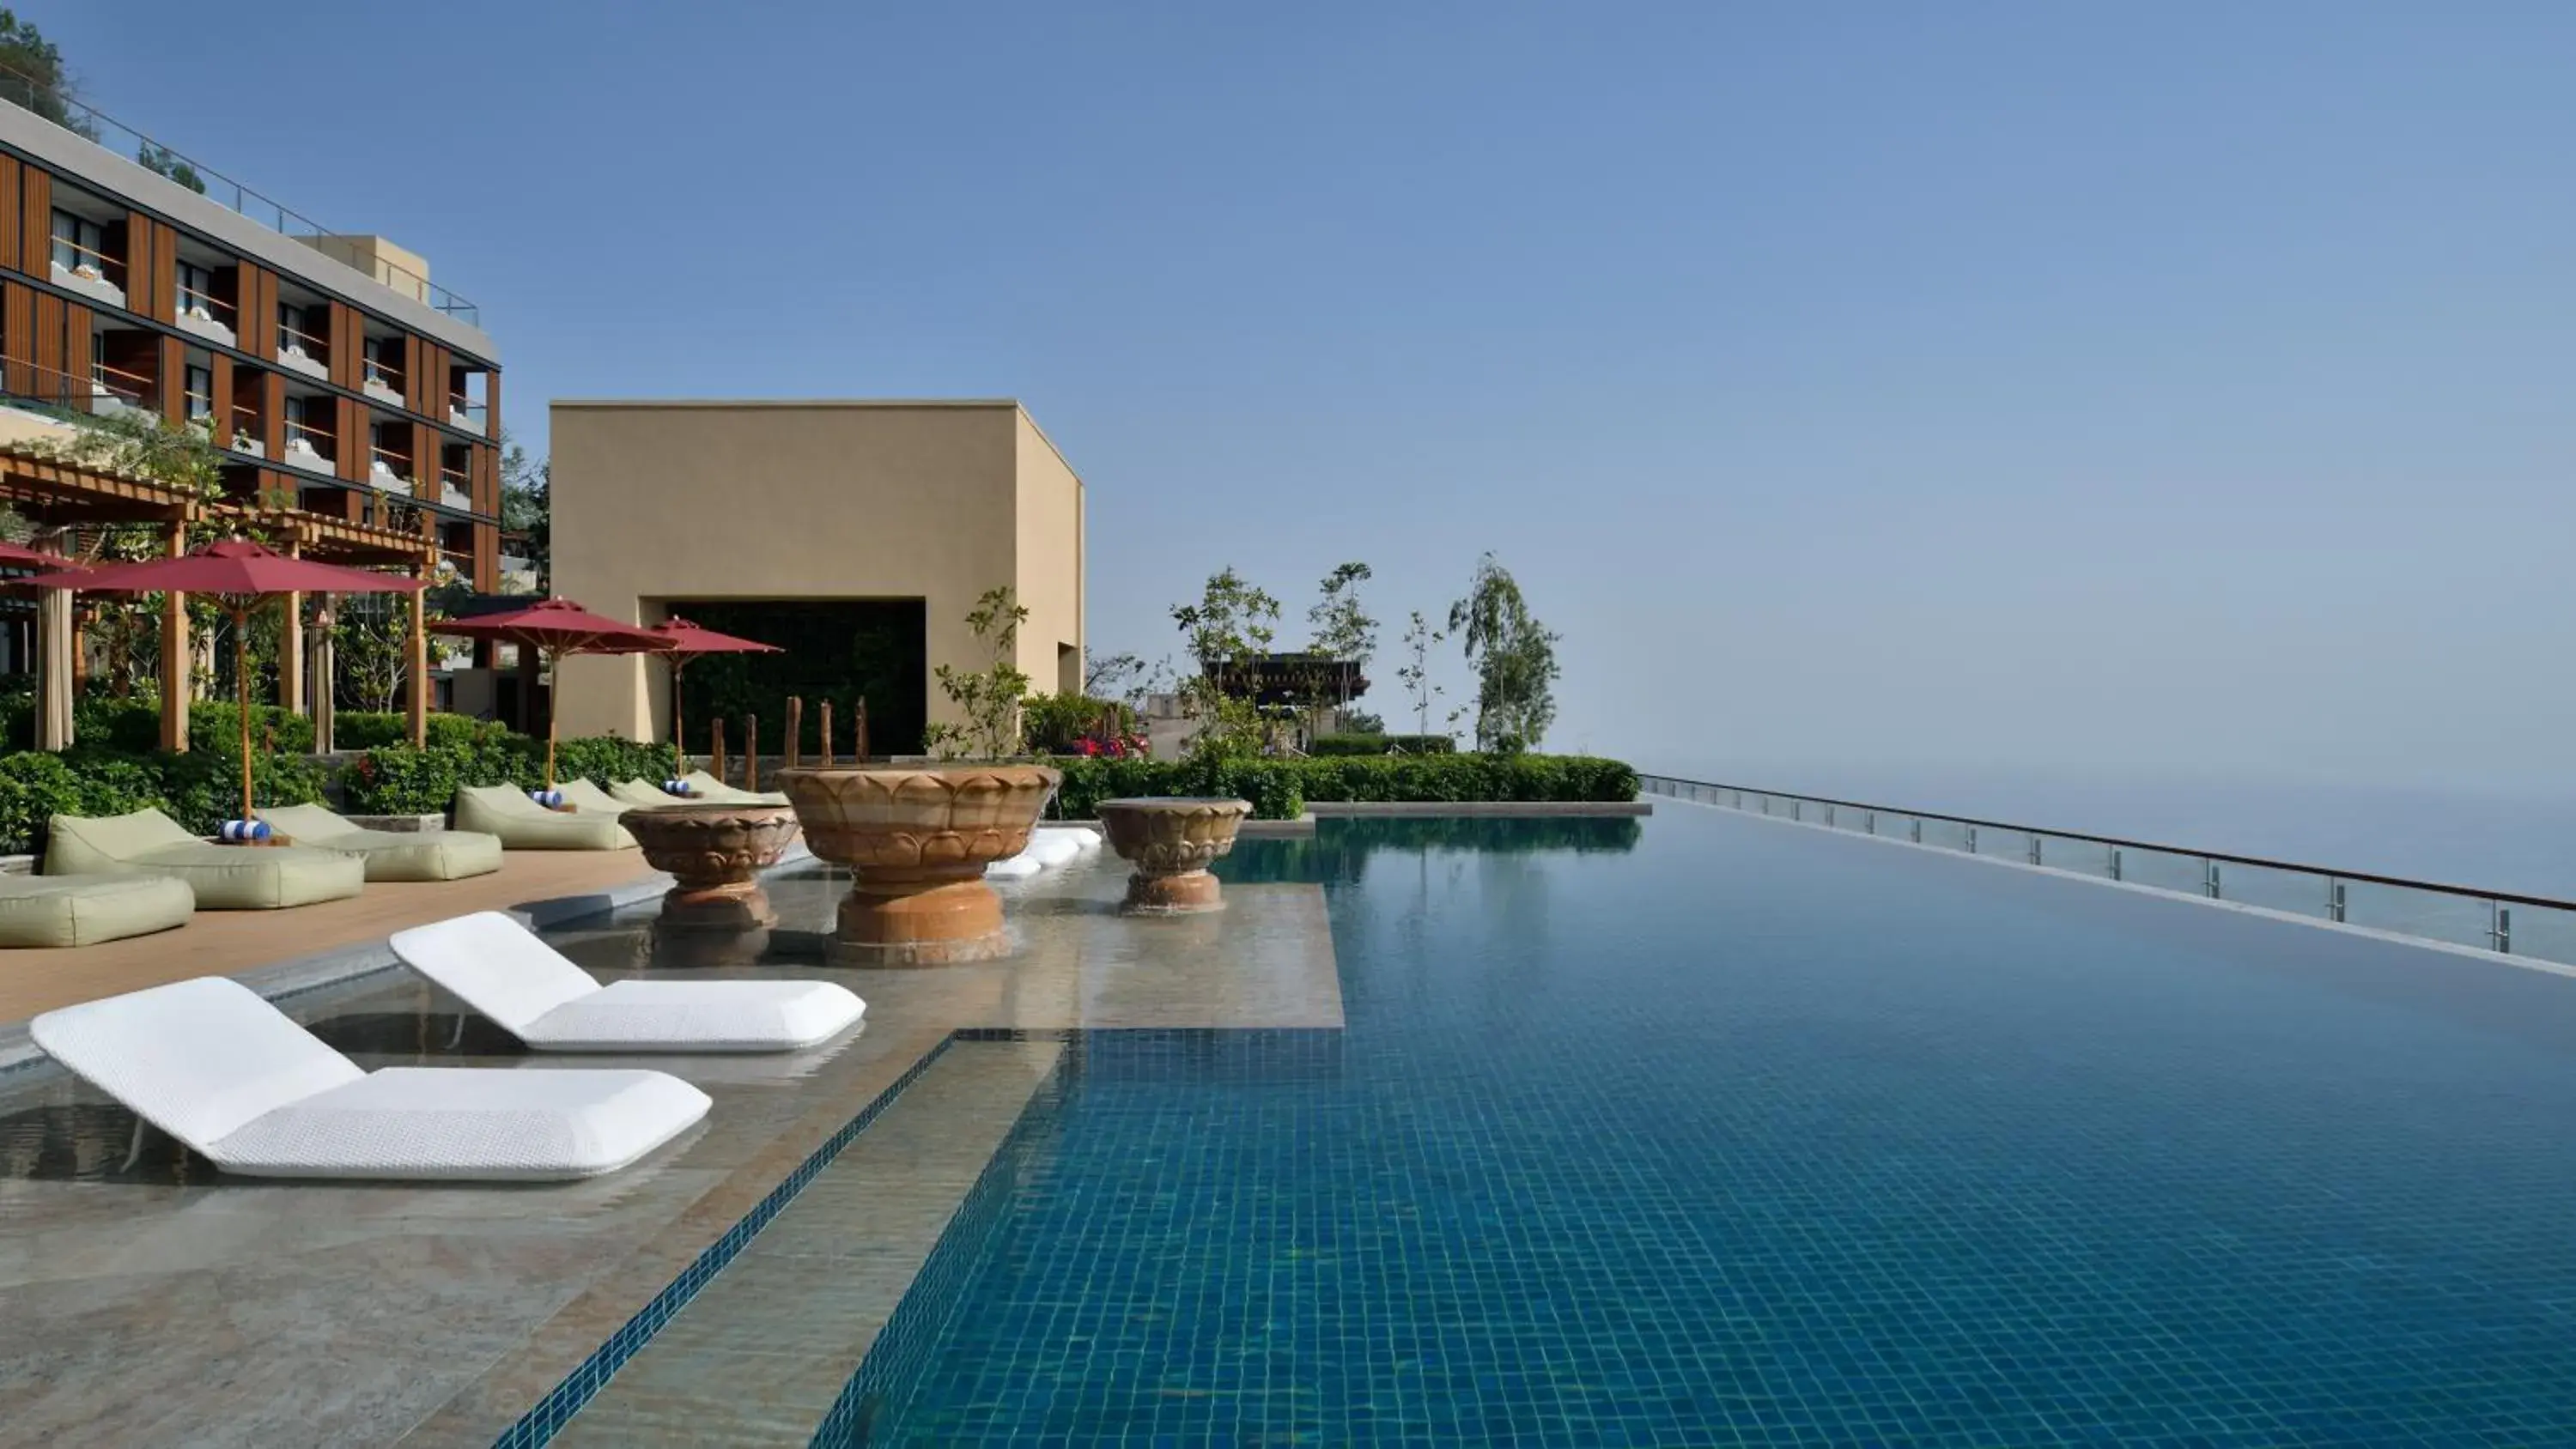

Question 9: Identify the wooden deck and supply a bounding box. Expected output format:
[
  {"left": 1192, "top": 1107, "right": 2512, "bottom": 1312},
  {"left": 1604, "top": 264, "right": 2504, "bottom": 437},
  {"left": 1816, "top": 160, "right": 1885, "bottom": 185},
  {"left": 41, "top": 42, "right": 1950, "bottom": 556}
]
[{"left": 0, "top": 849, "right": 657, "bottom": 1027}]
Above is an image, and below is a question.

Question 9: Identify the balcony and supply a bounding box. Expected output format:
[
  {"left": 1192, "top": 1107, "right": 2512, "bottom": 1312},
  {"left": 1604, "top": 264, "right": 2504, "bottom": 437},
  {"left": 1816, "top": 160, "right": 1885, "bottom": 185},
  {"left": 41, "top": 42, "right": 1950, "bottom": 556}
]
[
  {"left": 280, "top": 419, "right": 334, "bottom": 474},
  {"left": 227, "top": 403, "right": 264, "bottom": 458},
  {"left": 48, "top": 236, "right": 125, "bottom": 309},
  {"left": 276, "top": 321, "right": 330, "bottom": 382},
  {"left": 438, "top": 466, "right": 471, "bottom": 512},
  {"left": 447, "top": 397, "right": 488, "bottom": 435},
  {"left": 361, "top": 358, "right": 404, "bottom": 409},
  {"left": 368, "top": 448, "right": 414, "bottom": 496},
  {"left": 88, "top": 360, "right": 152, "bottom": 419},
  {"left": 498, "top": 554, "right": 538, "bottom": 592},
  {"left": 175, "top": 288, "right": 238, "bottom": 349}
]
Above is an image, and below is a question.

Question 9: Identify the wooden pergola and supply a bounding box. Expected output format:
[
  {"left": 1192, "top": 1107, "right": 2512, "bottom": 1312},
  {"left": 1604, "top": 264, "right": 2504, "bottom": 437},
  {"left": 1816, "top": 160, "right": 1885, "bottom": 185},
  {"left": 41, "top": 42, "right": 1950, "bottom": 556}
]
[{"left": 0, "top": 446, "right": 437, "bottom": 752}]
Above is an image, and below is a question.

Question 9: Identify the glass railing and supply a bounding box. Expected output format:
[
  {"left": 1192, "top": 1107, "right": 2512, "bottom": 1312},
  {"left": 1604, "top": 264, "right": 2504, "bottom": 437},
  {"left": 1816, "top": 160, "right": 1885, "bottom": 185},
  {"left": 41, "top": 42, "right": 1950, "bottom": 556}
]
[
  {"left": 1640, "top": 774, "right": 2576, "bottom": 968},
  {"left": 0, "top": 66, "right": 480, "bottom": 324}
]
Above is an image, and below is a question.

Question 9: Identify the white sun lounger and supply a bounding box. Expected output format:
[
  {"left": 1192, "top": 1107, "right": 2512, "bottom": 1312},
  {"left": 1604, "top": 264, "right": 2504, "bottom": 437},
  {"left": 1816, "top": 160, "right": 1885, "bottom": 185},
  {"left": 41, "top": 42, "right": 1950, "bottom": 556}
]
[
  {"left": 28, "top": 978, "right": 710, "bottom": 1181},
  {"left": 390, "top": 911, "right": 866, "bottom": 1052}
]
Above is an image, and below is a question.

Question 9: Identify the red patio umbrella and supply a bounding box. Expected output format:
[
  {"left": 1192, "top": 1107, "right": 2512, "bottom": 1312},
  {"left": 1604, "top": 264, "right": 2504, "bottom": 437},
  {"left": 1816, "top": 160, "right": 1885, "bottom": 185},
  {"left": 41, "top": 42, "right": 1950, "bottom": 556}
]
[
  {"left": 651, "top": 616, "right": 781, "bottom": 758},
  {"left": 26, "top": 539, "right": 426, "bottom": 824},
  {"left": 432, "top": 598, "right": 671, "bottom": 788},
  {"left": 0, "top": 539, "right": 71, "bottom": 569}
]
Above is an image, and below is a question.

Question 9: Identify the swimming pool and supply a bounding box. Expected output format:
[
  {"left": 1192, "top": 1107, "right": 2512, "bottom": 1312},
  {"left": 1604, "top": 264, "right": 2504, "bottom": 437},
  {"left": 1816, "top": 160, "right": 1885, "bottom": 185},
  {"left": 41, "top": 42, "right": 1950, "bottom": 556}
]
[{"left": 820, "top": 809, "right": 2576, "bottom": 1446}]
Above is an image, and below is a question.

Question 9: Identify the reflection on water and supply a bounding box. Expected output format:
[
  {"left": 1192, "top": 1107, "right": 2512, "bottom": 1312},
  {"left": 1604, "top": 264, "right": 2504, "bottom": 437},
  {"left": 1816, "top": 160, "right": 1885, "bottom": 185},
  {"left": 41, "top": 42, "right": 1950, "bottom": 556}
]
[
  {"left": 0, "top": 1100, "right": 203, "bottom": 1184},
  {"left": 1218, "top": 815, "right": 1643, "bottom": 886}
]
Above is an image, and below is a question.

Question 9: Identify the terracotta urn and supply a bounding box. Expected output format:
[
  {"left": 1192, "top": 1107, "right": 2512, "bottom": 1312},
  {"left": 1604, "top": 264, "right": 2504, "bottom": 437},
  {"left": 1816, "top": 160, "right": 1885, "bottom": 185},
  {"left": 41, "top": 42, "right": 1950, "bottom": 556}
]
[
  {"left": 620, "top": 801, "right": 803, "bottom": 933},
  {"left": 1096, "top": 797, "right": 1252, "bottom": 914},
  {"left": 776, "top": 764, "right": 1060, "bottom": 966}
]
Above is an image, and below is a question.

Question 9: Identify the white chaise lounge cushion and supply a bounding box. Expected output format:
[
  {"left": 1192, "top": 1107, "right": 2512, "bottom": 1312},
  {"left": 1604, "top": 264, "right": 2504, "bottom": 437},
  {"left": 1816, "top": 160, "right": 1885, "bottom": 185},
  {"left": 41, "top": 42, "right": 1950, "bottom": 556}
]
[
  {"left": 389, "top": 911, "right": 866, "bottom": 1052},
  {"left": 27, "top": 977, "right": 709, "bottom": 1180}
]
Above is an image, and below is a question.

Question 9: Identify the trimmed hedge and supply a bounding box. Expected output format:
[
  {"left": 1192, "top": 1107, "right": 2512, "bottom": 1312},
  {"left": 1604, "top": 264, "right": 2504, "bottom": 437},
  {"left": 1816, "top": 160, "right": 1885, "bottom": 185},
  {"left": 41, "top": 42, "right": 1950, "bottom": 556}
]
[
  {"left": 340, "top": 735, "right": 678, "bottom": 816},
  {"left": 1051, "top": 753, "right": 1634, "bottom": 822},
  {"left": 1307, "top": 733, "right": 1455, "bottom": 756},
  {"left": 0, "top": 745, "right": 331, "bottom": 854}
]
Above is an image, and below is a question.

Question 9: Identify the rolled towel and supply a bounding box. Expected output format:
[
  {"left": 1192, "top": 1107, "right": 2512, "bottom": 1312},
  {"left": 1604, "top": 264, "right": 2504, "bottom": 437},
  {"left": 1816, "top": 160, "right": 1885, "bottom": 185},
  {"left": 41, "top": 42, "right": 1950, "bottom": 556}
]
[
  {"left": 217, "top": 818, "right": 273, "bottom": 842},
  {"left": 529, "top": 788, "right": 566, "bottom": 808}
]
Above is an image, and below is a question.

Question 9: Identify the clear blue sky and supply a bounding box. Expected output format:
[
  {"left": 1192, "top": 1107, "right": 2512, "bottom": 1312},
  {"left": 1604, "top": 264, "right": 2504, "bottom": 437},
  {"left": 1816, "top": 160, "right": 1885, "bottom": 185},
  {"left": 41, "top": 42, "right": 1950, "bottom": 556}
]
[{"left": 41, "top": 3, "right": 2576, "bottom": 800}]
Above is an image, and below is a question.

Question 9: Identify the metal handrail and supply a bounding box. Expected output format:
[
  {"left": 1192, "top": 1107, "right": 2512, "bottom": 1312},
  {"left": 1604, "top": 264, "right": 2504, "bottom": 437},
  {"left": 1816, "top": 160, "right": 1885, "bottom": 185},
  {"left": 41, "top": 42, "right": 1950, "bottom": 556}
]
[
  {"left": 276, "top": 322, "right": 329, "bottom": 356},
  {"left": 361, "top": 360, "right": 404, "bottom": 391},
  {"left": 283, "top": 418, "right": 336, "bottom": 447},
  {"left": 1642, "top": 773, "right": 2569, "bottom": 958},
  {"left": 0, "top": 65, "right": 480, "bottom": 322}
]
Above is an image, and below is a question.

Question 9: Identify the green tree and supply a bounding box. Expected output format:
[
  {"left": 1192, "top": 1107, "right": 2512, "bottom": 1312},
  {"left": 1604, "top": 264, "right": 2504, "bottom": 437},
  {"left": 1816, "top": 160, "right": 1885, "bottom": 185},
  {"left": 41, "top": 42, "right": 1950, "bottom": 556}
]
[
  {"left": 499, "top": 433, "right": 550, "bottom": 591},
  {"left": 1396, "top": 609, "right": 1446, "bottom": 737},
  {"left": 1448, "top": 553, "right": 1561, "bottom": 751},
  {"left": 1305, "top": 560, "right": 1376, "bottom": 727},
  {"left": 0, "top": 9, "right": 89, "bottom": 139},
  {"left": 1083, "top": 648, "right": 1144, "bottom": 699},
  {"left": 136, "top": 142, "right": 204, "bottom": 194},
  {"left": 924, "top": 586, "right": 1031, "bottom": 759},
  {"left": 1170, "top": 567, "right": 1280, "bottom": 757}
]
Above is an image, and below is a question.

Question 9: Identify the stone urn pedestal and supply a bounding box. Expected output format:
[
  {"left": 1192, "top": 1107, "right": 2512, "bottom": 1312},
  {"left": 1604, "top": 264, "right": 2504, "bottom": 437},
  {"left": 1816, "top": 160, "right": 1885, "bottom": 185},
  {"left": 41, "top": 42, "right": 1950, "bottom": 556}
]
[
  {"left": 622, "top": 802, "right": 802, "bottom": 932},
  {"left": 777, "top": 765, "right": 1060, "bottom": 967},
  {"left": 1097, "top": 797, "right": 1252, "bottom": 914}
]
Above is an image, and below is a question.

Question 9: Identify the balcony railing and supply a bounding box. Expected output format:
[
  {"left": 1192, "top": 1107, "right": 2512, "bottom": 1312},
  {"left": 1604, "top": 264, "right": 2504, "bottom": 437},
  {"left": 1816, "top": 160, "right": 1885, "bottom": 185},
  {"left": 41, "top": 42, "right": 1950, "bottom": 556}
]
[
  {"left": 0, "top": 65, "right": 480, "bottom": 323},
  {"left": 228, "top": 403, "right": 264, "bottom": 455},
  {"left": 280, "top": 418, "right": 335, "bottom": 470},
  {"left": 275, "top": 320, "right": 330, "bottom": 373},
  {"left": 361, "top": 358, "right": 405, "bottom": 397},
  {"left": 175, "top": 287, "right": 235, "bottom": 324},
  {"left": 1640, "top": 774, "right": 2576, "bottom": 968}
]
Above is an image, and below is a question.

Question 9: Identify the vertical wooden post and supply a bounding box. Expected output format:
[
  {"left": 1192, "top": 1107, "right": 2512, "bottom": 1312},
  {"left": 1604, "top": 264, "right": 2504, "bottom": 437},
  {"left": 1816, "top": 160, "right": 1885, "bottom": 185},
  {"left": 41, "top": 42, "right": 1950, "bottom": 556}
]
[
  {"left": 277, "top": 537, "right": 303, "bottom": 716},
  {"left": 34, "top": 528, "right": 71, "bottom": 751},
  {"left": 785, "top": 696, "right": 802, "bottom": 769},
  {"left": 819, "top": 700, "right": 834, "bottom": 766},
  {"left": 404, "top": 556, "right": 428, "bottom": 748},
  {"left": 709, "top": 718, "right": 724, "bottom": 785},
  {"left": 854, "top": 698, "right": 869, "bottom": 763},
  {"left": 745, "top": 714, "right": 759, "bottom": 791},
  {"left": 157, "top": 520, "right": 188, "bottom": 752}
]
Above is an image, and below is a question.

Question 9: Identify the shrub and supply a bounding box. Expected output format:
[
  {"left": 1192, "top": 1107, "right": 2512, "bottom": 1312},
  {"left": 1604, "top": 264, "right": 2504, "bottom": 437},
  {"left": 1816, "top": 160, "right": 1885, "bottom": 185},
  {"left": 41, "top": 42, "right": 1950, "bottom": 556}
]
[
  {"left": 190, "top": 701, "right": 317, "bottom": 757},
  {"left": 340, "top": 734, "right": 678, "bottom": 816},
  {"left": 548, "top": 735, "right": 680, "bottom": 790},
  {"left": 1023, "top": 693, "right": 1139, "bottom": 755},
  {"left": 149, "top": 748, "right": 330, "bottom": 835},
  {"left": 1048, "top": 753, "right": 1631, "bottom": 821},
  {"left": 1052, "top": 755, "right": 1304, "bottom": 822},
  {"left": 0, "top": 752, "right": 155, "bottom": 854},
  {"left": 74, "top": 695, "right": 163, "bottom": 754},
  {"left": 1286, "top": 754, "right": 1636, "bottom": 804},
  {"left": 330, "top": 711, "right": 513, "bottom": 750},
  {"left": 1306, "top": 733, "right": 1455, "bottom": 757}
]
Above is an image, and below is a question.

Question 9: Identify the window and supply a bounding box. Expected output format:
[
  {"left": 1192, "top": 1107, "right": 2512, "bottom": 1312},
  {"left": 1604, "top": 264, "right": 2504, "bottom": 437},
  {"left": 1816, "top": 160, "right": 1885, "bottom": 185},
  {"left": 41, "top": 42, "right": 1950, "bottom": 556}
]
[
  {"left": 49, "top": 209, "right": 103, "bottom": 274},
  {"left": 175, "top": 261, "right": 214, "bottom": 315},
  {"left": 184, "top": 365, "right": 213, "bottom": 423},
  {"left": 283, "top": 394, "right": 308, "bottom": 429}
]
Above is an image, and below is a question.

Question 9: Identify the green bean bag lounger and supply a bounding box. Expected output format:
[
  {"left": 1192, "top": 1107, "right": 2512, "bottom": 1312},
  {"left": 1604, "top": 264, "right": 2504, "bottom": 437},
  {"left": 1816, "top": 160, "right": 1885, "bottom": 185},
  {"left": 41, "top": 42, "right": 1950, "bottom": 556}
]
[
  {"left": 0, "top": 874, "right": 194, "bottom": 947},
  {"left": 550, "top": 779, "right": 632, "bottom": 818},
  {"left": 452, "top": 785, "right": 635, "bottom": 851},
  {"left": 675, "top": 770, "right": 790, "bottom": 807},
  {"left": 258, "top": 804, "right": 505, "bottom": 883},
  {"left": 46, "top": 808, "right": 366, "bottom": 910}
]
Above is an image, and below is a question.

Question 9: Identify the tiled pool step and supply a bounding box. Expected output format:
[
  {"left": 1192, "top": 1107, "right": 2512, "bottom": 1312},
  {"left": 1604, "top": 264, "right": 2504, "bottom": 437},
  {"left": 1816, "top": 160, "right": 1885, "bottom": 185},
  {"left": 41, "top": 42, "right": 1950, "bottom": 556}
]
[{"left": 544, "top": 1038, "right": 1066, "bottom": 1447}]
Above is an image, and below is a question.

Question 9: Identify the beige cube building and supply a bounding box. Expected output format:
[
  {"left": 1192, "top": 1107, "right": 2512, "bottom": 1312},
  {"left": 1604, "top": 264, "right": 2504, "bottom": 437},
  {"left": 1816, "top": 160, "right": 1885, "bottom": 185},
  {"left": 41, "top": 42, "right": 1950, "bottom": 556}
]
[{"left": 549, "top": 400, "right": 1084, "bottom": 750}]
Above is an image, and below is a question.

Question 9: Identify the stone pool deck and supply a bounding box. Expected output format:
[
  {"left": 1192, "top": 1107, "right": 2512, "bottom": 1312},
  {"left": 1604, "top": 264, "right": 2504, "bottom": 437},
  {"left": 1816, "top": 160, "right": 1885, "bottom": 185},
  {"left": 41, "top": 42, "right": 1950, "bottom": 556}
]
[{"left": 0, "top": 853, "right": 1341, "bottom": 1448}]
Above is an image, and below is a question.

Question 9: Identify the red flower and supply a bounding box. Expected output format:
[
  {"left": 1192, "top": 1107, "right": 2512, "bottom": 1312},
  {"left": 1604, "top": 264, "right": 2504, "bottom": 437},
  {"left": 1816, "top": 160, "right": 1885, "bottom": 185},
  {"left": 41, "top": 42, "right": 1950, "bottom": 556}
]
[{"left": 1077, "top": 737, "right": 1100, "bottom": 756}]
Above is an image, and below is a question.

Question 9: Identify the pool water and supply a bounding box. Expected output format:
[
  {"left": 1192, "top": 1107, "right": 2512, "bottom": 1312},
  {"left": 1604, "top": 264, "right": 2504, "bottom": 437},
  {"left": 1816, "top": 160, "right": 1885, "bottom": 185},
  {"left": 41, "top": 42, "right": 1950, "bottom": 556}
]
[{"left": 827, "top": 809, "right": 2576, "bottom": 1446}]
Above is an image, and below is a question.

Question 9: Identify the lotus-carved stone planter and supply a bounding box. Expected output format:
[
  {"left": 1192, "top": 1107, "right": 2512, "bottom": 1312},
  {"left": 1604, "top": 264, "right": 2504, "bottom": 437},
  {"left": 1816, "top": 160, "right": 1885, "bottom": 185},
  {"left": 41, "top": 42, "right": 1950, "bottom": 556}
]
[
  {"left": 777, "top": 764, "right": 1060, "bottom": 967},
  {"left": 1097, "top": 797, "right": 1252, "bottom": 914},
  {"left": 621, "top": 801, "right": 802, "bottom": 934}
]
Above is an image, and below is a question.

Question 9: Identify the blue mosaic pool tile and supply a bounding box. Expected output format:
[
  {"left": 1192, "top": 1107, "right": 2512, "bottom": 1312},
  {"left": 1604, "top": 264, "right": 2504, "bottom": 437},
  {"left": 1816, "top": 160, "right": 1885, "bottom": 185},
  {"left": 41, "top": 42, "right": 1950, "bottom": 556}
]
[{"left": 824, "top": 814, "right": 2576, "bottom": 1446}]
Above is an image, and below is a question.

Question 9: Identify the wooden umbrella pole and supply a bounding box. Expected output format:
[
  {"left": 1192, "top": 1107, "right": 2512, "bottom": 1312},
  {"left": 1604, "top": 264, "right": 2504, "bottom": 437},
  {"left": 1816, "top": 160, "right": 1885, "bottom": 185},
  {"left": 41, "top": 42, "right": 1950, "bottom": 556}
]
[
  {"left": 671, "top": 657, "right": 686, "bottom": 755},
  {"left": 235, "top": 603, "right": 254, "bottom": 822},
  {"left": 544, "top": 646, "right": 558, "bottom": 788}
]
